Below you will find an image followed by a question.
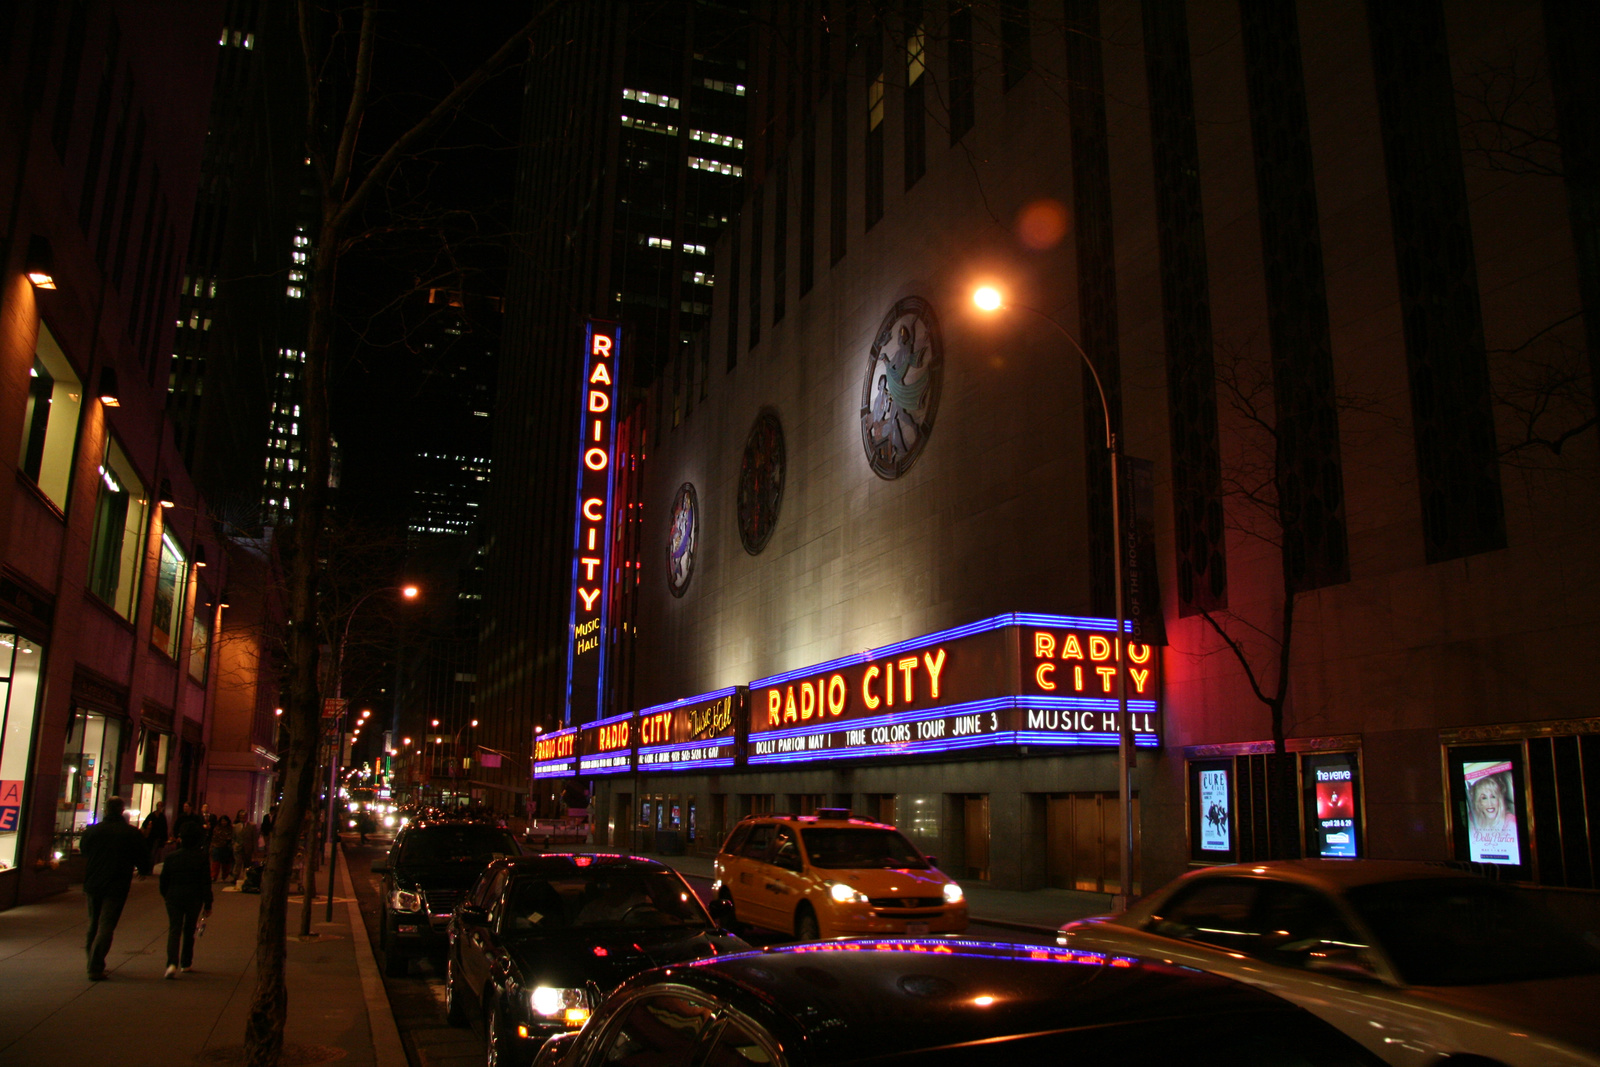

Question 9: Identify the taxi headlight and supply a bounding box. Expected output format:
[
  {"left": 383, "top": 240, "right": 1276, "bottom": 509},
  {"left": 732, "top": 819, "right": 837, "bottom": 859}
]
[
  {"left": 531, "top": 986, "right": 587, "bottom": 1020},
  {"left": 943, "top": 882, "right": 965, "bottom": 904},
  {"left": 829, "top": 882, "right": 869, "bottom": 904}
]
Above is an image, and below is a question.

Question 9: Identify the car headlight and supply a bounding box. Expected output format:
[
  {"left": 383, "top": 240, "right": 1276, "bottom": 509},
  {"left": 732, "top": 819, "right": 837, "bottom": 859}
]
[
  {"left": 829, "top": 882, "right": 869, "bottom": 904},
  {"left": 943, "top": 882, "right": 965, "bottom": 904},
  {"left": 391, "top": 888, "right": 423, "bottom": 913},
  {"left": 349, "top": 819, "right": 358, "bottom": 828},
  {"left": 383, "top": 815, "right": 396, "bottom": 827},
  {"left": 530, "top": 986, "right": 590, "bottom": 1026}
]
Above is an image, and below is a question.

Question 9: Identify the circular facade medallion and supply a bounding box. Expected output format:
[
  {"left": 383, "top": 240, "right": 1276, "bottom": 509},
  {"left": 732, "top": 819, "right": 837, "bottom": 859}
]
[
  {"left": 737, "top": 408, "right": 785, "bottom": 555},
  {"left": 860, "top": 296, "right": 943, "bottom": 479},
  {"left": 666, "top": 482, "right": 698, "bottom": 597}
]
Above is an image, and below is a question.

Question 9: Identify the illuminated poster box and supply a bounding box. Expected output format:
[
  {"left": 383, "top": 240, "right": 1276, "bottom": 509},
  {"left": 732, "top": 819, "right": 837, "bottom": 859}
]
[
  {"left": 577, "top": 711, "right": 635, "bottom": 776},
  {"left": 746, "top": 613, "right": 1159, "bottom": 766},
  {"left": 533, "top": 726, "right": 578, "bottom": 779},
  {"left": 635, "top": 687, "right": 743, "bottom": 772}
]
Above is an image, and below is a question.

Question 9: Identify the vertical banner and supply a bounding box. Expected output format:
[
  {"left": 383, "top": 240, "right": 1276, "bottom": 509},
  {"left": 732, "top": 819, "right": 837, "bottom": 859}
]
[
  {"left": 1302, "top": 751, "right": 1361, "bottom": 858},
  {"left": 565, "top": 320, "right": 622, "bottom": 727},
  {"left": 1121, "top": 456, "right": 1167, "bottom": 646}
]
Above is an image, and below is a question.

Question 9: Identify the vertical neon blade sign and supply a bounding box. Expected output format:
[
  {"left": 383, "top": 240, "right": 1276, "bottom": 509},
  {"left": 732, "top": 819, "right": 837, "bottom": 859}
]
[{"left": 565, "top": 320, "right": 621, "bottom": 727}]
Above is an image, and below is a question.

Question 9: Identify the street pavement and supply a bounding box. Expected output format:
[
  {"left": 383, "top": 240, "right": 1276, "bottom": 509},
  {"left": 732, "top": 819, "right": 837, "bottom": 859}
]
[
  {"left": 0, "top": 835, "right": 1107, "bottom": 1067},
  {"left": 0, "top": 850, "right": 402, "bottom": 1066}
]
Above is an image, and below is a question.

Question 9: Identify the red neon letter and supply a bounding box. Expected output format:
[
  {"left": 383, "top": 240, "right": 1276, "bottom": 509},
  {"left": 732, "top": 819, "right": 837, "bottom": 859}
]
[
  {"left": 767, "top": 690, "right": 782, "bottom": 726},
  {"left": 827, "top": 675, "right": 847, "bottom": 715},
  {"left": 1033, "top": 632, "right": 1055, "bottom": 659},
  {"left": 579, "top": 557, "right": 601, "bottom": 581},
  {"left": 1096, "top": 666, "right": 1117, "bottom": 692},
  {"left": 578, "top": 587, "right": 600, "bottom": 611},
  {"left": 897, "top": 657, "right": 918, "bottom": 703},
  {"left": 862, "top": 666, "right": 881, "bottom": 710},
  {"left": 592, "top": 334, "right": 612, "bottom": 355}
]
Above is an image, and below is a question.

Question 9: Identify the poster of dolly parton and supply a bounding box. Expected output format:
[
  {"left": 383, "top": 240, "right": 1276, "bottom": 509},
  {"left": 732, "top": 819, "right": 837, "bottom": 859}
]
[{"left": 1463, "top": 760, "right": 1520, "bottom": 865}]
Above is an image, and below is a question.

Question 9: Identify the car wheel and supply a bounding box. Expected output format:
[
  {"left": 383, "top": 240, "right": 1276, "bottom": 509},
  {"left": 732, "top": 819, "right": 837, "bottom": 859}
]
[
  {"left": 794, "top": 904, "right": 820, "bottom": 942},
  {"left": 445, "top": 956, "right": 468, "bottom": 1026}
]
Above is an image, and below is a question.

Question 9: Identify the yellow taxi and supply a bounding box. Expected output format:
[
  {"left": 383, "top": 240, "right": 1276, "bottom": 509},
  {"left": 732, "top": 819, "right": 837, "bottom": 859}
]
[{"left": 710, "top": 809, "right": 968, "bottom": 940}]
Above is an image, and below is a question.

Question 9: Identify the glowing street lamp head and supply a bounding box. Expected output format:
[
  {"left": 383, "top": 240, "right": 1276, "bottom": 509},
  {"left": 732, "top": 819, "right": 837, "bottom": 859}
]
[
  {"left": 401, "top": 585, "right": 420, "bottom": 599},
  {"left": 973, "top": 286, "right": 1004, "bottom": 312},
  {"left": 470, "top": 719, "right": 479, "bottom": 728}
]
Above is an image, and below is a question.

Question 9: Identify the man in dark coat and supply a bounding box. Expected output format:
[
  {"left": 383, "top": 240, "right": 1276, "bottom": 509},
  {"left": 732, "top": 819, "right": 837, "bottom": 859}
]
[
  {"left": 158, "top": 823, "right": 213, "bottom": 977},
  {"left": 80, "top": 797, "right": 152, "bottom": 979},
  {"left": 140, "top": 800, "right": 169, "bottom": 865}
]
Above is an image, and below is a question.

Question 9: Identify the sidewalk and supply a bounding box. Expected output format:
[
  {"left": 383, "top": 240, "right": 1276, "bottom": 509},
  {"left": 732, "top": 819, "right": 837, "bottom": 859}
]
[
  {"left": 0, "top": 851, "right": 402, "bottom": 1066},
  {"left": 627, "top": 850, "right": 1115, "bottom": 934}
]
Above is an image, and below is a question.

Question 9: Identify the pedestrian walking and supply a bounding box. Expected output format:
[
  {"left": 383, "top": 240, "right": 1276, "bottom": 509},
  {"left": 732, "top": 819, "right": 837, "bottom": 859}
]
[
  {"left": 231, "top": 809, "right": 256, "bottom": 885},
  {"left": 209, "top": 814, "right": 234, "bottom": 882},
  {"left": 158, "top": 823, "right": 213, "bottom": 977},
  {"left": 172, "top": 801, "right": 203, "bottom": 846},
  {"left": 79, "top": 796, "right": 152, "bottom": 980},
  {"left": 141, "top": 800, "right": 169, "bottom": 865}
]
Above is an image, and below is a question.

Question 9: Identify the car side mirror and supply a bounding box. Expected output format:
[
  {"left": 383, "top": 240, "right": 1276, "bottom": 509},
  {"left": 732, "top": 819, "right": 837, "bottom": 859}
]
[
  {"left": 709, "top": 897, "right": 737, "bottom": 928},
  {"left": 923, "top": 855, "right": 939, "bottom": 869},
  {"left": 457, "top": 903, "right": 488, "bottom": 925},
  {"left": 1303, "top": 945, "right": 1383, "bottom": 983}
]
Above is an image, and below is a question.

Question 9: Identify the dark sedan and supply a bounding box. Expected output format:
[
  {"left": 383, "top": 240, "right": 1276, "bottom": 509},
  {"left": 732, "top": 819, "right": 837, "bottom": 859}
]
[
  {"left": 447, "top": 853, "right": 749, "bottom": 1066},
  {"left": 374, "top": 818, "right": 522, "bottom": 976},
  {"left": 532, "top": 937, "right": 1390, "bottom": 1067}
]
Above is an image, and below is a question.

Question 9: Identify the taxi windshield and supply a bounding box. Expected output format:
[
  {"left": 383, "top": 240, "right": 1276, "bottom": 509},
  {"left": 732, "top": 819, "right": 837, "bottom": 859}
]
[{"left": 801, "top": 827, "right": 928, "bottom": 870}]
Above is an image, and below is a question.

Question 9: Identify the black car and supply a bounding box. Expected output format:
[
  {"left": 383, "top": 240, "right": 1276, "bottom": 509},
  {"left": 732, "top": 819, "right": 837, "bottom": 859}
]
[
  {"left": 375, "top": 818, "right": 522, "bottom": 975},
  {"left": 532, "top": 938, "right": 1391, "bottom": 1067},
  {"left": 446, "top": 853, "right": 748, "bottom": 1066}
]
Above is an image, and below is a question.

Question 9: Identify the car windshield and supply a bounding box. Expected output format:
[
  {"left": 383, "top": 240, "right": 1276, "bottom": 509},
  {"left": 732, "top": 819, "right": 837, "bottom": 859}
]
[
  {"left": 1346, "top": 877, "right": 1600, "bottom": 986},
  {"left": 397, "top": 824, "right": 518, "bottom": 865},
  {"left": 504, "top": 869, "right": 711, "bottom": 935},
  {"left": 801, "top": 827, "right": 928, "bottom": 869}
]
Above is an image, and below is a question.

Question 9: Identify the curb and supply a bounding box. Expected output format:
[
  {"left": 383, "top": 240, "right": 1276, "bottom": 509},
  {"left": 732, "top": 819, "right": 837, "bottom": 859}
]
[{"left": 339, "top": 844, "right": 406, "bottom": 1066}]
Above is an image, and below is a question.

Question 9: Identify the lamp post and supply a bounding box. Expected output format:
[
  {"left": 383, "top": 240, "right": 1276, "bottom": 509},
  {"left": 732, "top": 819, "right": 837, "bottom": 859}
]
[
  {"left": 974, "top": 287, "right": 1135, "bottom": 910},
  {"left": 321, "top": 584, "right": 419, "bottom": 922}
]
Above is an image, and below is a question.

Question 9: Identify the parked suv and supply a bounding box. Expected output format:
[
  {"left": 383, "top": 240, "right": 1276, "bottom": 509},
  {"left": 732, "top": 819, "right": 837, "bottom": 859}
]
[
  {"left": 711, "top": 809, "right": 967, "bottom": 941},
  {"left": 375, "top": 818, "right": 521, "bottom": 975}
]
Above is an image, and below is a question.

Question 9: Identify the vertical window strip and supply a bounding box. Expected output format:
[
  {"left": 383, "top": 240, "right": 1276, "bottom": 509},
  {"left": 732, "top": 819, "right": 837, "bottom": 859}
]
[
  {"left": 748, "top": 186, "right": 763, "bottom": 349},
  {"left": 1139, "top": 0, "right": 1228, "bottom": 615},
  {"left": 774, "top": 160, "right": 788, "bottom": 324},
  {"left": 800, "top": 113, "right": 817, "bottom": 295},
  {"left": 947, "top": 3, "right": 975, "bottom": 143},
  {"left": 905, "top": 4, "right": 927, "bottom": 190},
  {"left": 831, "top": 75, "right": 848, "bottom": 264},
  {"left": 865, "top": 25, "right": 885, "bottom": 230},
  {"left": 1001, "top": 0, "right": 1031, "bottom": 91},
  {"left": 1365, "top": 0, "right": 1504, "bottom": 562},
  {"left": 1239, "top": 2, "right": 1349, "bottom": 591}
]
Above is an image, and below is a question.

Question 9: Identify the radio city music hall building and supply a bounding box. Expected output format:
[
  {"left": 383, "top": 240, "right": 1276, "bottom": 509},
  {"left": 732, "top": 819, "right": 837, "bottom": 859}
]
[{"left": 527, "top": 2, "right": 1599, "bottom": 904}]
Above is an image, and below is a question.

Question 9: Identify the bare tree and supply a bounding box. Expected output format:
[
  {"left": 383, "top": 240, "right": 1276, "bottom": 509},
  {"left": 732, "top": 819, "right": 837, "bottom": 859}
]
[{"left": 244, "top": 4, "right": 559, "bottom": 1064}]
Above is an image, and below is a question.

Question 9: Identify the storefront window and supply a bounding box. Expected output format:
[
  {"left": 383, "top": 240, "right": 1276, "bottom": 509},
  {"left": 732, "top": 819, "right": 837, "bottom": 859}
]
[
  {"left": 1188, "top": 759, "right": 1235, "bottom": 863},
  {"left": 188, "top": 608, "right": 211, "bottom": 683},
  {"left": 151, "top": 533, "right": 188, "bottom": 657},
  {"left": 55, "top": 708, "right": 123, "bottom": 858},
  {"left": 0, "top": 628, "right": 45, "bottom": 872},
  {"left": 129, "top": 726, "right": 171, "bottom": 825},
  {"left": 87, "top": 436, "right": 149, "bottom": 620},
  {"left": 1302, "top": 752, "right": 1362, "bottom": 858},
  {"left": 18, "top": 323, "right": 83, "bottom": 511},
  {"left": 1445, "top": 742, "right": 1532, "bottom": 881}
]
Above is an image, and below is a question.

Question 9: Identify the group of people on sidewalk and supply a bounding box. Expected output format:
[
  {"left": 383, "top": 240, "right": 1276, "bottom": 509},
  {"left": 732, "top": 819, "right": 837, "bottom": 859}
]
[
  {"left": 79, "top": 796, "right": 276, "bottom": 981},
  {"left": 135, "top": 799, "right": 274, "bottom": 886}
]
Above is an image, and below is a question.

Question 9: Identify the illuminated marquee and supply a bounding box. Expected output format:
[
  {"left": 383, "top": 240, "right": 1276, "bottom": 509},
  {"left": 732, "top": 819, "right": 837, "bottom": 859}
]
[
  {"left": 564, "top": 320, "right": 622, "bottom": 728},
  {"left": 577, "top": 711, "right": 634, "bottom": 776},
  {"left": 533, "top": 726, "right": 578, "bottom": 779},
  {"left": 635, "top": 687, "right": 743, "bottom": 771},
  {"left": 746, "top": 614, "right": 1159, "bottom": 766}
]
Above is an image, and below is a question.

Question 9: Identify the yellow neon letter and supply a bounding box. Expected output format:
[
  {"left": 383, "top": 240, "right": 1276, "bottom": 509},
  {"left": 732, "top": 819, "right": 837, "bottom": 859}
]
[
  {"left": 862, "top": 666, "right": 881, "bottom": 710},
  {"left": 923, "top": 648, "right": 946, "bottom": 699},
  {"left": 1035, "top": 662, "right": 1057, "bottom": 691}
]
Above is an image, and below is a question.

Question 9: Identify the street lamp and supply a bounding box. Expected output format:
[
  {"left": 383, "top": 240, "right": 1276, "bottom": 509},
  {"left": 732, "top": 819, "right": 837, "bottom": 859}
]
[
  {"left": 319, "top": 583, "right": 420, "bottom": 923},
  {"left": 973, "top": 286, "right": 1136, "bottom": 910}
]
